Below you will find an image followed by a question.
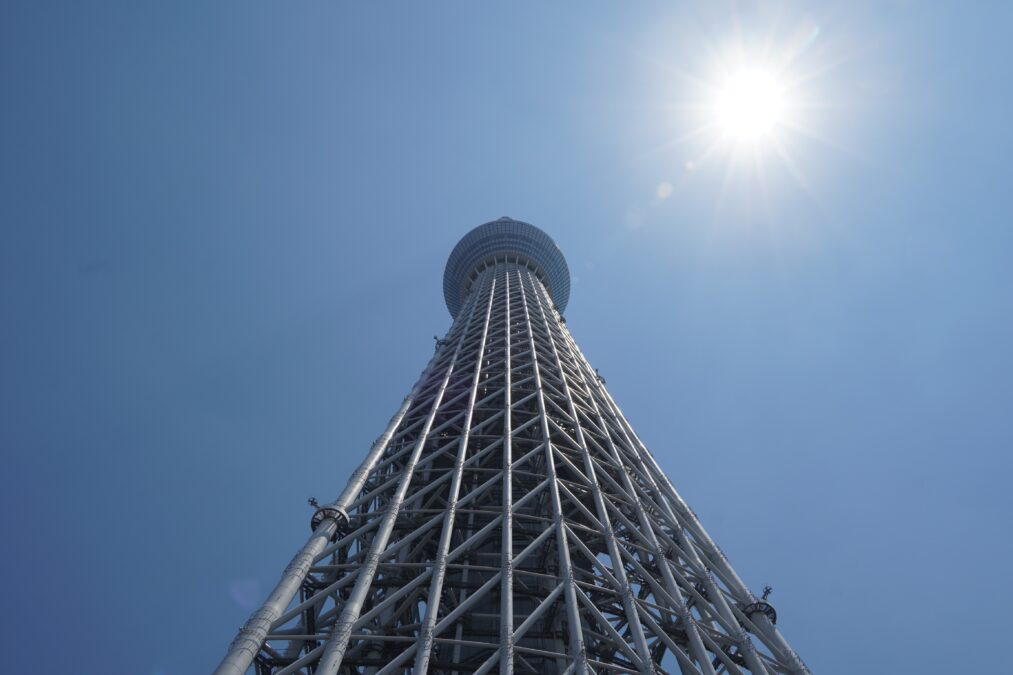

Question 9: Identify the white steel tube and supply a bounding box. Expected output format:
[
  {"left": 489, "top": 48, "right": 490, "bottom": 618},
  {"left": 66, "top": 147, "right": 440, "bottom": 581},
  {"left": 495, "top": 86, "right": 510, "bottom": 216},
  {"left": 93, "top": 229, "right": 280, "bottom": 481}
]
[
  {"left": 546, "top": 297, "right": 717, "bottom": 675},
  {"left": 517, "top": 268, "right": 589, "bottom": 675},
  {"left": 528, "top": 276, "right": 654, "bottom": 673},
  {"left": 564, "top": 329, "right": 772, "bottom": 675},
  {"left": 499, "top": 269, "right": 515, "bottom": 675},
  {"left": 213, "top": 519, "right": 337, "bottom": 675},
  {"left": 414, "top": 273, "right": 497, "bottom": 674},
  {"left": 313, "top": 283, "right": 485, "bottom": 674}
]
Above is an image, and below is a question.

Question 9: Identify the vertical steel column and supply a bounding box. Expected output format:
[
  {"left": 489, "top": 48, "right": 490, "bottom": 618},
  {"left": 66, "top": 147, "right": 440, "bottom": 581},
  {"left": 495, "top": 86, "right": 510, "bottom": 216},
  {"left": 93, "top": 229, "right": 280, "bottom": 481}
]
[
  {"left": 516, "top": 267, "right": 589, "bottom": 675},
  {"left": 615, "top": 415, "right": 809, "bottom": 674},
  {"left": 561, "top": 327, "right": 772, "bottom": 675},
  {"left": 546, "top": 299, "right": 716, "bottom": 675},
  {"left": 314, "top": 282, "right": 486, "bottom": 675},
  {"left": 598, "top": 397, "right": 776, "bottom": 673},
  {"left": 413, "top": 273, "right": 497, "bottom": 674},
  {"left": 526, "top": 272, "right": 654, "bottom": 674},
  {"left": 213, "top": 521, "right": 338, "bottom": 675},
  {"left": 214, "top": 218, "right": 810, "bottom": 675},
  {"left": 499, "top": 269, "right": 516, "bottom": 674},
  {"left": 321, "top": 376, "right": 429, "bottom": 529},
  {"left": 213, "top": 320, "right": 454, "bottom": 675}
]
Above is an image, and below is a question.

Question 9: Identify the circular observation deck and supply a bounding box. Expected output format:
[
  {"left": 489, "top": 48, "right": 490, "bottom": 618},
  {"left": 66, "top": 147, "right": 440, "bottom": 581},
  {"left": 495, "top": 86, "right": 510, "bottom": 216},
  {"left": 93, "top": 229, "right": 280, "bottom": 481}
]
[{"left": 443, "top": 218, "right": 570, "bottom": 319}]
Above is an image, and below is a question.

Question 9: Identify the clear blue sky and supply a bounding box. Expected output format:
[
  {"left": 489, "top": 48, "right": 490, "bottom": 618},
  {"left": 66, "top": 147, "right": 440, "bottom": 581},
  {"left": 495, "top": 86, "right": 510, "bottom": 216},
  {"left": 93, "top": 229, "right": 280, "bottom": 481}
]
[{"left": 3, "top": 2, "right": 1011, "bottom": 673}]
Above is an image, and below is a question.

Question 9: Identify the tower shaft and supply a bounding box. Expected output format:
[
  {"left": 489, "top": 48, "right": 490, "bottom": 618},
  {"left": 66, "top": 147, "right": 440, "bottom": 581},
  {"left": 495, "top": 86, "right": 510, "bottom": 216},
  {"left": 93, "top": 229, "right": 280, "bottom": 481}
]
[{"left": 215, "top": 220, "right": 809, "bottom": 675}]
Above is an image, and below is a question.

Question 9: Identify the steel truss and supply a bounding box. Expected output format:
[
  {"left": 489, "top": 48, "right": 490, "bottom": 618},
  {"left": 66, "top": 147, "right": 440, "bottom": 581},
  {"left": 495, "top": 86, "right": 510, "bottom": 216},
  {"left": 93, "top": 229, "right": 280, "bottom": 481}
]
[{"left": 215, "top": 230, "right": 810, "bottom": 675}]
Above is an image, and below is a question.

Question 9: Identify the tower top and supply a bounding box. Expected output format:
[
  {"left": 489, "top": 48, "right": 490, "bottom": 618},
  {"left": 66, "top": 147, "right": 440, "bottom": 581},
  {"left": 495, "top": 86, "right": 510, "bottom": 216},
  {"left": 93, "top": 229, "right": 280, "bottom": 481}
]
[{"left": 443, "top": 217, "right": 570, "bottom": 318}]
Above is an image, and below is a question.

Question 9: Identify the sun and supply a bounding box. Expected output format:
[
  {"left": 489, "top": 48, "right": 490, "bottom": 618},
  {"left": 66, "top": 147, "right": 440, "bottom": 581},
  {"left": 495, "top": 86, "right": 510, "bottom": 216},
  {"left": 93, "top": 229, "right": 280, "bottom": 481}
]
[{"left": 713, "top": 67, "right": 786, "bottom": 142}]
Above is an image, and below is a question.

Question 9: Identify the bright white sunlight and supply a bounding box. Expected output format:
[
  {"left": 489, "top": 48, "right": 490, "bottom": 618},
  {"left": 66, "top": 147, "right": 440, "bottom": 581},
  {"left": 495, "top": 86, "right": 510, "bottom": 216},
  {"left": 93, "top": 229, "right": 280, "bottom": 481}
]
[{"left": 713, "top": 67, "right": 786, "bottom": 142}]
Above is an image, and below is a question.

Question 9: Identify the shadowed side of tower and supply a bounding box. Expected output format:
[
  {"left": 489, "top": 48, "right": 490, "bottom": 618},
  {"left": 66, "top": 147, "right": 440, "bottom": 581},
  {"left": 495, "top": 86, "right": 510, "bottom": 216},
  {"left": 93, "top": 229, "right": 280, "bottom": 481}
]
[{"left": 215, "top": 218, "right": 810, "bottom": 675}]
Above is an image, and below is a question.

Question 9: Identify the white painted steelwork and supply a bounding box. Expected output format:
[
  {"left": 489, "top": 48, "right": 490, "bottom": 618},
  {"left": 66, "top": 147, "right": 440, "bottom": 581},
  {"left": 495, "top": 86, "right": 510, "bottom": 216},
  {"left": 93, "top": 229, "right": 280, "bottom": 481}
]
[{"left": 214, "top": 218, "right": 810, "bottom": 675}]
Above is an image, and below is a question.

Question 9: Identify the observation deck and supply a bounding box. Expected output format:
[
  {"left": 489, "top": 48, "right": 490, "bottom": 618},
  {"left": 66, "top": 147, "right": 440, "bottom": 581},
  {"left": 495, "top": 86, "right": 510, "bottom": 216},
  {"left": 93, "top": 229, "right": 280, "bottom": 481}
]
[{"left": 443, "top": 217, "right": 570, "bottom": 318}]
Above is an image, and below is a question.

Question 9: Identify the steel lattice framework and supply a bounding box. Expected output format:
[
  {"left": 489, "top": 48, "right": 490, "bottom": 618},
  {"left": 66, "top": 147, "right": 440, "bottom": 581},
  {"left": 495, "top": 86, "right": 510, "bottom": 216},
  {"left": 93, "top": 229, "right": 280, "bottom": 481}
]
[{"left": 215, "top": 218, "right": 810, "bottom": 675}]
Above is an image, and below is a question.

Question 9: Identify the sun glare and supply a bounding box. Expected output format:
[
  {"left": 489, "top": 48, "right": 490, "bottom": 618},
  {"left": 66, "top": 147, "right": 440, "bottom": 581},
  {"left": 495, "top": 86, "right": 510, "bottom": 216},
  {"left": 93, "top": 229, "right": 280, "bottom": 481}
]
[
  {"left": 646, "top": 15, "right": 830, "bottom": 203},
  {"left": 714, "top": 68, "right": 785, "bottom": 142}
]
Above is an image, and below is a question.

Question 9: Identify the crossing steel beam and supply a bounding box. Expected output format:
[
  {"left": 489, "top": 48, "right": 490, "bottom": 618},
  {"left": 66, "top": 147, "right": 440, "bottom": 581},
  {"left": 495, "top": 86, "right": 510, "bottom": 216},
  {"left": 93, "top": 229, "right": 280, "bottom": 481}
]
[{"left": 214, "top": 218, "right": 810, "bottom": 675}]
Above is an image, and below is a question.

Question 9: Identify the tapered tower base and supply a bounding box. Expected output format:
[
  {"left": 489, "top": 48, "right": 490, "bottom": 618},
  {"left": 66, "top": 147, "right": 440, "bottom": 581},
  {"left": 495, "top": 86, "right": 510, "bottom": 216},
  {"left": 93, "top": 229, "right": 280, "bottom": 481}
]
[{"left": 215, "top": 218, "right": 809, "bottom": 675}]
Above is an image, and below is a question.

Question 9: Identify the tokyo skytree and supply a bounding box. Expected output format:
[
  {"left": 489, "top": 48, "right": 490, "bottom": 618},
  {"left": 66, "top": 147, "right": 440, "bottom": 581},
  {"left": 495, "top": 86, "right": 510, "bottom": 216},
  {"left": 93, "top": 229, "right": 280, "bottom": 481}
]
[{"left": 214, "top": 218, "right": 810, "bottom": 675}]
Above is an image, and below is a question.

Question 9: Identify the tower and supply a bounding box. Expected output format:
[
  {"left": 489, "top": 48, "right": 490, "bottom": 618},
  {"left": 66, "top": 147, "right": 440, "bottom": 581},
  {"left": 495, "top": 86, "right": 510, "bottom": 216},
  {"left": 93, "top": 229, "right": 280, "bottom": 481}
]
[{"left": 215, "top": 218, "right": 810, "bottom": 675}]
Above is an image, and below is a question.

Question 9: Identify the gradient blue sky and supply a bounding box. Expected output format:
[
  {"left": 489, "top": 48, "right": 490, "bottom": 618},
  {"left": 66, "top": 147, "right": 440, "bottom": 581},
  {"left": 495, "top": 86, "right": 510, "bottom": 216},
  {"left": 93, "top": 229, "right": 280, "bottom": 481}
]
[{"left": 3, "top": 2, "right": 1012, "bottom": 673}]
